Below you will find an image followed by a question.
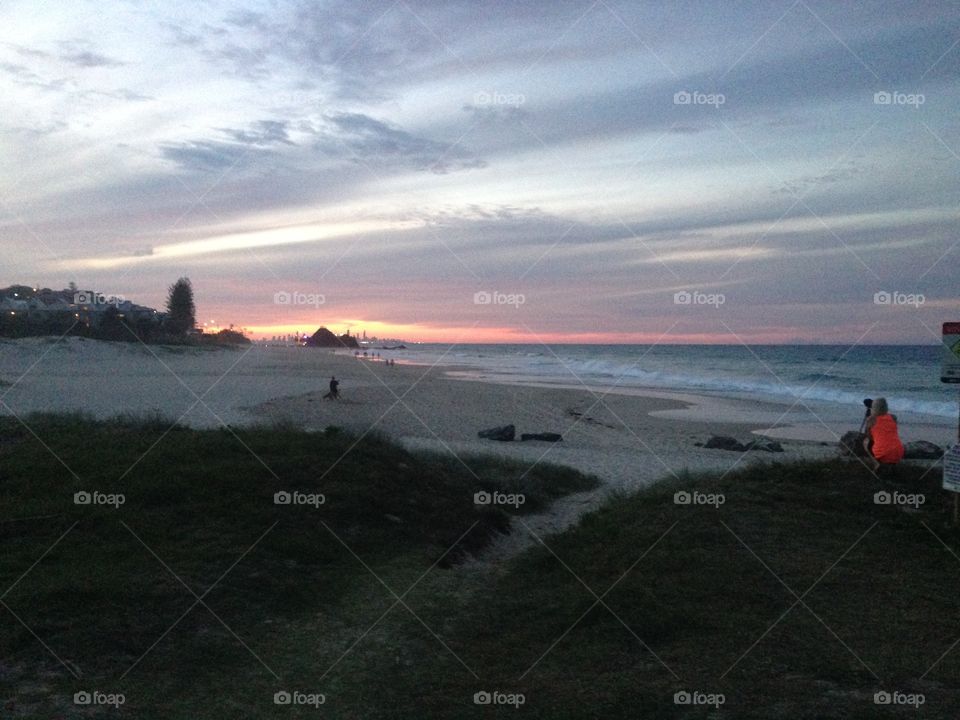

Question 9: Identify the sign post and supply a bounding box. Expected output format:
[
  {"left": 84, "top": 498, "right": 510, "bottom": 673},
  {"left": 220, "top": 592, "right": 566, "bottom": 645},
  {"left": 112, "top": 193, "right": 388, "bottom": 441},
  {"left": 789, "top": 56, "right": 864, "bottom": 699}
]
[
  {"left": 942, "top": 322, "right": 960, "bottom": 524},
  {"left": 941, "top": 322, "right": 960, "bottom": 384},
  {"left": 945, "top": 445, "right": 960, "bottom": 525}
]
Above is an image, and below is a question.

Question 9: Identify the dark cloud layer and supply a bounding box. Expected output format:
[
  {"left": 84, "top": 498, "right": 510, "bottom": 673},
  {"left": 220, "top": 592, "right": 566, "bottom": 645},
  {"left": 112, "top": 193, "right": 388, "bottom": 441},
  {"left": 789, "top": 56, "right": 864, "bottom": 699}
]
[
  {"left": 59, "top": 50, "right": 125, "bottom": 68},
  {"left": 320, "top": 113, "right": 487, "bottom": 174},
  {"left": 160, "top": 114, "right": 486, "bottom": 175}
]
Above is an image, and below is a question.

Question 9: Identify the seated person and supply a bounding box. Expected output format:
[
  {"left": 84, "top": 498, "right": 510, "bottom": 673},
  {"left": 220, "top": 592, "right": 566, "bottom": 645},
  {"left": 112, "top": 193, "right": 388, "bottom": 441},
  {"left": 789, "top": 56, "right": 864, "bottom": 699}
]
[{"left": 862, "top": 397, "right": 904, "bottom": 471}]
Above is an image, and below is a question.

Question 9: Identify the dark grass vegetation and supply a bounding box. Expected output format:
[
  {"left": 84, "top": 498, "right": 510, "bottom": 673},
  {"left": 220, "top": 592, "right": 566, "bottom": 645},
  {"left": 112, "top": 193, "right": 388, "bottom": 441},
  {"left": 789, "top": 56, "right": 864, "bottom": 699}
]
[
  {"left": 1, "top": 416, "right": 959, "bottom": 718},
  {"left": 399, "top": 457, "right": 960, "bottom": 719},
  {"left": 0, "top": 414, "right": 597, "bottom": 718}
]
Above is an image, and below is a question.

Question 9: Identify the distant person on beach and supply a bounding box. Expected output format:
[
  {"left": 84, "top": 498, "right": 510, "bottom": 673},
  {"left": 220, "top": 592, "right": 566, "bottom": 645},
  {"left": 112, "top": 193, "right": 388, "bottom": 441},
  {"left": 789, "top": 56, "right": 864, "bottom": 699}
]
[
  {"left": 863, "top": 397, "right": 904, "bottom": 471},
  {"left": 323, "top": 376, "right": 340, "bottom": 400}
]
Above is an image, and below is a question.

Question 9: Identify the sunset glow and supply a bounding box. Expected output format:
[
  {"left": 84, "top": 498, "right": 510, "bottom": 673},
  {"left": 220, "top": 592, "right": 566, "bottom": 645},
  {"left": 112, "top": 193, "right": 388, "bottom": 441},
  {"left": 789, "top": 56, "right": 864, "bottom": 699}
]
[{"left": 1, "top": 1, "right": 958, "bottom": 344}]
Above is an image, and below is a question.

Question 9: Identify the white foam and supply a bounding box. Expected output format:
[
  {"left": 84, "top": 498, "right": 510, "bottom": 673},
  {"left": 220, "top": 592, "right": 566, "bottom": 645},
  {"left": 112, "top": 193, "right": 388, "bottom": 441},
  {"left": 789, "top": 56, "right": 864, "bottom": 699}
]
[{"left": 401, "top": 348, "right": 957, "bottom": 422}]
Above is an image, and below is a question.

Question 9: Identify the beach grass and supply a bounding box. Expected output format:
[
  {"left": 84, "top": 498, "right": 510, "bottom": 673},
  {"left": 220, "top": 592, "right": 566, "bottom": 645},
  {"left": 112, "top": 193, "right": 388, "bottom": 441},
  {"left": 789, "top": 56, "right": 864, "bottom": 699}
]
[
  {"left": 0, "top": 414, "right": 597, "bottom": 718},
  {"left": 391, "top": 457, "right": 960, "bottom": 719},
  {"left": 1, "top": 416, "right": 958, "bottom": 718}
]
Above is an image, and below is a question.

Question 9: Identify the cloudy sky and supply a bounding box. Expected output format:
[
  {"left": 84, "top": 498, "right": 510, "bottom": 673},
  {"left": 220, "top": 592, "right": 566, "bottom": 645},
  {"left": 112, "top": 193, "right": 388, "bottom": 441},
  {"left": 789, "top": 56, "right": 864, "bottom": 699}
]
[{"left": 1, "top": 0, "right": 958, "bottom": 343}]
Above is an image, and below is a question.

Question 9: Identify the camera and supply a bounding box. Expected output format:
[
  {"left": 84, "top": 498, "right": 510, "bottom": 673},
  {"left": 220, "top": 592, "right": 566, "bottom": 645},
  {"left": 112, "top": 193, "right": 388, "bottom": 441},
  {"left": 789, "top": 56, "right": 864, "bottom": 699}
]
[{"left": 863, "top": 398, "right": 873, "bottom": 408}]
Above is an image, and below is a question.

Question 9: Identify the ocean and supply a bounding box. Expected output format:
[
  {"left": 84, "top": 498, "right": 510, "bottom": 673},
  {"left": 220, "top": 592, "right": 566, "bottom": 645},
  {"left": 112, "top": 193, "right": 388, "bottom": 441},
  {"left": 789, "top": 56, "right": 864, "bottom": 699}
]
[{"left": 382, "top": 344, "right": 959, "bottom": 434}]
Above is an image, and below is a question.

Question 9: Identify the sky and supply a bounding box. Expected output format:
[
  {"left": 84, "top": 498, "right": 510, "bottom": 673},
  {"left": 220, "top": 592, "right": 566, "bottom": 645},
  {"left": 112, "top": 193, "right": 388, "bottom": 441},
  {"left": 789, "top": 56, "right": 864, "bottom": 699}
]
[{"left": 1, "top": 0, "right": 958, "bottom": 344}]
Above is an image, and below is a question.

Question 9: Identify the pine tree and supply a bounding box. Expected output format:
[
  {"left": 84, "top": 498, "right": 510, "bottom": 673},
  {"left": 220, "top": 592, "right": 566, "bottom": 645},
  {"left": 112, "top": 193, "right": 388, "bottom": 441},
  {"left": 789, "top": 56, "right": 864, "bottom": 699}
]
[{"left": 165, "top": 277, "right": 196, "bottom": 336}]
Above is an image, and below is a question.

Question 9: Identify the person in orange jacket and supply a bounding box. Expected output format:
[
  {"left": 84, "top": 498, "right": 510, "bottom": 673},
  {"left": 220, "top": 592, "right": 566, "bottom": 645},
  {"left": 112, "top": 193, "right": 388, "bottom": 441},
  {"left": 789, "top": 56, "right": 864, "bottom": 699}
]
[{"left": 862, "top": 397, "right": 904, "bottom": 471}]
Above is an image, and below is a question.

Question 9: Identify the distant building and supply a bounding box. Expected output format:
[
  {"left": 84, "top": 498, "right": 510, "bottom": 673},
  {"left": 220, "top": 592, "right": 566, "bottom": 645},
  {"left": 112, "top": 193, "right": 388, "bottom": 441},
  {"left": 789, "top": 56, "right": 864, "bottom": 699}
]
[{"left": 0, "top": 285, "right": 166, "bottom": 334}]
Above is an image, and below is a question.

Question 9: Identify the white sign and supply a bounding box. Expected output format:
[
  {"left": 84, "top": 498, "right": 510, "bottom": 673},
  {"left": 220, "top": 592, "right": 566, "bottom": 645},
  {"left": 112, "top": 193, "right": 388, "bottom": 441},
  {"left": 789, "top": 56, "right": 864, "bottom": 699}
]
[
  {"left": 942, "top": 322, "right": 960, "bottom": 383},
  {"left": 944, "top": 445, "right": 960, "bottom": 493}
]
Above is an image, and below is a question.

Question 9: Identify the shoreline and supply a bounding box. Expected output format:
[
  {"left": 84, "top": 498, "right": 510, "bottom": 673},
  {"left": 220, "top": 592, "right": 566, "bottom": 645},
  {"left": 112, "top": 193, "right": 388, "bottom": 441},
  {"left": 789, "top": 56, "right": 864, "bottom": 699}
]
[
  {"left": 0, "top": 337, "right": 839, "bottom": 475},
  {"left": 430, "top": 366, "right": 957, "bottom": 445},
  {"left": 1, "top": 338, "right": 948, "bottom": 480}
]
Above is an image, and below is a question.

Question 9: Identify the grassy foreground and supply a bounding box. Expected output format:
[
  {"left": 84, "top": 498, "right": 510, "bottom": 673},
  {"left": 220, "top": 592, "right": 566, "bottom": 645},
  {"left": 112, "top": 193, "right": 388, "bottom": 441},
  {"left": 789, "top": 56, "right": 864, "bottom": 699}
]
[
  {"left": 0, "top": 414, "right": 596, "bottom": 718},
  {"left": 1, "top": 415, "right": 959, "bottom": 718},
  {"left": 418, "top": 458, "right": 960, "bottom": 719}
]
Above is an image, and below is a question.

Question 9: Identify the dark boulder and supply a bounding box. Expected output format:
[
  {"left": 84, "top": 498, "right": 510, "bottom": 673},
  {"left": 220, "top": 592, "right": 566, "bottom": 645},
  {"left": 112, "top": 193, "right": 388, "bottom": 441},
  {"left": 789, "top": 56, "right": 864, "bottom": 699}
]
[
  {"left": 478, "top": 424, "right": 515, "bottom": 441},
  {"left": 520, "top": 432, "right": 563, "bottom": 442},
  {"left": 704, "top": 435, "right": 746, "bottom": 451},
  {"left": 743, "top": 438, "right": 784, "bottom": 453},
  {"left": 903, "top": 440, "right": 943, "bottom": 460},
  {"left": 703, "top": 435, "right": 784, "bottom": 452}
]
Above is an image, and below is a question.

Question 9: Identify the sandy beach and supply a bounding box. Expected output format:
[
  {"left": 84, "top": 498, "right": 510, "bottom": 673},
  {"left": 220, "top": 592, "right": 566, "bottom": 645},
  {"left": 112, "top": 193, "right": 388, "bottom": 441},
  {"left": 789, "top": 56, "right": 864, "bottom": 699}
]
[{"left": 0, "top": 338, "right": 849, "bottom": 531}]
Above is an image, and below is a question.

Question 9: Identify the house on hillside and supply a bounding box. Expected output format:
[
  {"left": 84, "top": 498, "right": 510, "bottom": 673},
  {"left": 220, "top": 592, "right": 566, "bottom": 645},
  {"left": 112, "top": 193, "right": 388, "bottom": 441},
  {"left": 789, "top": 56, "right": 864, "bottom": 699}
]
[{"left": 0, "top": 285, "right": 167, "bottom": 335}]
